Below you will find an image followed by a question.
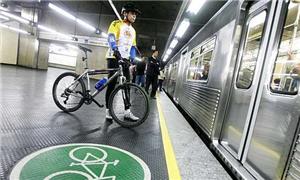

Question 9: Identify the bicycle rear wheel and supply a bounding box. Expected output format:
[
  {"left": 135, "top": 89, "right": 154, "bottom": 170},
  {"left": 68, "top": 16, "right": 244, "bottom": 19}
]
[
  {"left": 108, "top": 83, "right": 149, "bottom": 128},
  {"left": 52, "top": 72, "right": 86, "bottom": 112}
]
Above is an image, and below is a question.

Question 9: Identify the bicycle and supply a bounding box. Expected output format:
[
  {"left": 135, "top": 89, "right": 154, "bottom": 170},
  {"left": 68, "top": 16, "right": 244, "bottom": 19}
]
[{"left": 52, "top": 45, "right": 149, "bottom": 128}]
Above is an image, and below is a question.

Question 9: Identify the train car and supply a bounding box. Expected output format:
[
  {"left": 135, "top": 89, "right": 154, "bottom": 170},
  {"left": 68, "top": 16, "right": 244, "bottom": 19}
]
[{"left": 164, "top": 0, "right": 300, "bottom": 179}]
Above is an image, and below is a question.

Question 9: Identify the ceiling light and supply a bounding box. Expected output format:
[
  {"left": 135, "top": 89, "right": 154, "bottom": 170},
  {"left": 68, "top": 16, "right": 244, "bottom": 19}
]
[
  {"left": 0, "top": 3, "right": 8, "bottom": 11},
  {"left": 38, "top": 24, "right": 58, "bottom": 33},
  {"left": 0, "top": 23, "right": 30, "bottom": 34},
  {"left": 169, "top": 39, "right": 178, "bottom": 49},
  {"left": 163, "top": 55, "right": 169, "bottom": 62},
  {"left": 0, "top": 11, "right": 30, "bottom": 24},
  {"left": 166, "top": 49, "right": 172, "bottom": 55},
  {"left": 0, "top": 14, "right": 9, "bottom": 20},
  {"left": 76, "top": 19, "right": 96, "bottom": 31},
  {"left": 187, "top": 0, "right": 206, "bottom": 14},
  {"left": 175, "top": 18, "right": 190, "bottom": 38},
  {"left": 101, "top": 32, "right": 108, "bottom": 38},
  {"left": 38, "top": 24, "right": 72, "bottom": 39},
  {"left": 0, "top": 7, "right": 8, "bottom": 11},
  {"left": 67, "top": 44, "right": 78, "bottom": 49},
  {"left": 49, "top": 3, "right": 96, "bottom": 32},
  {"left": 95, "top": 28, "right": 101, "bottom": 34},
  {"left": 48, "top": 3, "right": 76, "bottom": 20},
  {"left": 0, "top": 3, "right": 8, "bottom": 8}
]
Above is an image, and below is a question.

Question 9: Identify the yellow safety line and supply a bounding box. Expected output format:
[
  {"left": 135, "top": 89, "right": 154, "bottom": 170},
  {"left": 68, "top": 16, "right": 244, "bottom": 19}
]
[{"left": 156, "top": 93, "right": 181, "bottom": 180}]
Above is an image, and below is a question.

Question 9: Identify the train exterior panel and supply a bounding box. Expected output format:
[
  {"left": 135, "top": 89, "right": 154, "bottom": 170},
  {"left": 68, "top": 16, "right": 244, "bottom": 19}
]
[{"left": 164, "top": 0, "right": 300, "bottom": 179}]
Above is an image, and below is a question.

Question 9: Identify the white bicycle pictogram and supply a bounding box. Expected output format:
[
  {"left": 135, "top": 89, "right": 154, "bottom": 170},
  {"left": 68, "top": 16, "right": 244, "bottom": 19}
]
[{"left": 44, "top": 146, "right": 119, "bottom": 180}]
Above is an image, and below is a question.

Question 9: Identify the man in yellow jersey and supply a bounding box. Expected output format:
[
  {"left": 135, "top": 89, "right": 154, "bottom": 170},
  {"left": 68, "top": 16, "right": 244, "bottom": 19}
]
[{"left": 105, "top": 3, "right": 141, "bottom": 121}]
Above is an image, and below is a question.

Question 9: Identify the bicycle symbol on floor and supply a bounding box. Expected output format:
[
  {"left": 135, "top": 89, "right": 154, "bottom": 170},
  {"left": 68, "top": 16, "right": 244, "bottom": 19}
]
[
  {"left": 10, "top": 143, "right": 151, "bottom": 180},
  {"left": 44, "top": 146, "right": 119, "bottom": 180}
]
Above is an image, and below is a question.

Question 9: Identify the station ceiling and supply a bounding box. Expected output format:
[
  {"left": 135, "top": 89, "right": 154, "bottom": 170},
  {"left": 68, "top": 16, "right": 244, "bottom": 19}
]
[{"left": 1, "top": 0, "right": 226, "bottom": 60}]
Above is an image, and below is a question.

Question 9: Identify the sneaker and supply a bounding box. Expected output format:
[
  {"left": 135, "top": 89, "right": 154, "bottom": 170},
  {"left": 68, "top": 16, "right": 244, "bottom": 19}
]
[
  {"left": 106, "top": 109, "right": 112, "bottom": 119},
  {"left": 124, "top": 109, "right": 139, "bottom": 121}
]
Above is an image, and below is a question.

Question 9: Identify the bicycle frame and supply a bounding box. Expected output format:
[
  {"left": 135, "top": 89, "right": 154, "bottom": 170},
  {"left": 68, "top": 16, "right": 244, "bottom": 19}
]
[{"left": 66, "top": 63, "right": 126, "bottom": 99}]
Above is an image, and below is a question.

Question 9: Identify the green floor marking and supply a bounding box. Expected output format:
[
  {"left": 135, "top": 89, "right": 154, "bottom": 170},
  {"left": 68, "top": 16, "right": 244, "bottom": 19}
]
[{"left": 10, "top": 143, "right": 151, "bottom": 180}]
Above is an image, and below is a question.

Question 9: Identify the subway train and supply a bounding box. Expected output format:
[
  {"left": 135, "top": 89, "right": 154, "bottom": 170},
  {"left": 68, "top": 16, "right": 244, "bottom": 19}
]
[{"left": 163, "top": 0, "right": 300, "bottom": 179}]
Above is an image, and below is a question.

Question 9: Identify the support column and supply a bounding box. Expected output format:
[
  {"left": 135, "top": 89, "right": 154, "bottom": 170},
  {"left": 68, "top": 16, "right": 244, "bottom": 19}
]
[
  {"left": 36, "top": 40, "right": 50, "bottom": 70},
  {"left": 0, "top": 22, "right": 19, "bottom": 64},
  {"left": 17, "top": 7, "right": 39, "bottom": 69}
]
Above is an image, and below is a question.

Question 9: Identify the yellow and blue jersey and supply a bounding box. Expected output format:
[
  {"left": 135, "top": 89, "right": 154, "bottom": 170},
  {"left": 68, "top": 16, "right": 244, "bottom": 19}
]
[{"left": 106, "top": 20, "right": 137, "bottom": 59}]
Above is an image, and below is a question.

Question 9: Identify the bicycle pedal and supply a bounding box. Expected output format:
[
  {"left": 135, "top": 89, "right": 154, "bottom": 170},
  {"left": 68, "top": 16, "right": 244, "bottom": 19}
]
[{"left": 91, "top": 98, "right": 104, "bottom": 108}]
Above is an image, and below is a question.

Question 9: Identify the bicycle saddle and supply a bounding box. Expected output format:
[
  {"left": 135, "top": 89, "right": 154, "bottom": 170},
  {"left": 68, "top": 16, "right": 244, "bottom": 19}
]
[{"left": 78, "top": 45, "right": 92, "bottom": 53}]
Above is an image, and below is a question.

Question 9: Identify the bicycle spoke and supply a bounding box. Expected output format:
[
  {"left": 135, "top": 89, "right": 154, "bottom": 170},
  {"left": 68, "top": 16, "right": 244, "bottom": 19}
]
[
  {"left": 53, "top": 72, "right": 85, "bottom": 112},
  {"left": 109, "top": 83, "right": 149, "bottom": 127}
]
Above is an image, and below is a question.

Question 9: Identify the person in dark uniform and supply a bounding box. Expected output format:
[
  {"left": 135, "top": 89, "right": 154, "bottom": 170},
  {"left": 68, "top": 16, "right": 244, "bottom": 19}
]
[
  {"left": 145, "top": 50, "right": 160, "bottom": 99},
  {"left": 135, "top": 57, "right": 146, "bottom": 87}
]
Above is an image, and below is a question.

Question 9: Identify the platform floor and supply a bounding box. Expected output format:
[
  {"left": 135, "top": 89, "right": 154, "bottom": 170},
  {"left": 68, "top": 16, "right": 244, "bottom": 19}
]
[{"left": 0, "top": 64, "right": 231, "bottom": 180}]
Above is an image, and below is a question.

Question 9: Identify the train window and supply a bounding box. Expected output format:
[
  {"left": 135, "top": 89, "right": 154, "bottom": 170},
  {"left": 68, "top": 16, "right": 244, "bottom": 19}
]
[
  {"left": 187, "top": 37, "right": 216, "bottom": 81},
  {"left": 236, "top": 11, "right": 267, "bottom": 89},
  {"left": 165, "top": 67, "right": 169, "bottom": 80},
  {"left": 171, "top": 61, "right": 178, "bottom": 81},
  {"left": 270, "top": 2, "right": 300, "bottom": 94}
]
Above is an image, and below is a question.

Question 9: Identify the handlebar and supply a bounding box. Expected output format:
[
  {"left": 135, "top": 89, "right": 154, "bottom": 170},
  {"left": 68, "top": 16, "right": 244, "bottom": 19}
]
[{"left": 118, "top": 58, "right": 131, "bottom": 66}]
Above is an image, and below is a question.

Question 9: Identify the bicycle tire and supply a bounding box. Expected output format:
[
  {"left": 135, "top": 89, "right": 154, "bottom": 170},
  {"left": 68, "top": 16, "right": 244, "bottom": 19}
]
[
  {"left": 52, "top": 72, "right": 86, "bottom": 112},
  {"left": 108, "top": 83, "right": 149, "bottom": 128}
]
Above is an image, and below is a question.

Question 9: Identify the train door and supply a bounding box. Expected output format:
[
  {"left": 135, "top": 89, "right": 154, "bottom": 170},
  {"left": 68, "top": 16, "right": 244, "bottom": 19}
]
[
  {"left": 241, "top": 1, "right": 300, "bottom": 179},
  {"left": 168, "top": 60, "right": 178, "bottom": 97},
  {"left": 219, "top": 0, "right": 277, "bottom": 178},
  {"left": 166, "top": 62, "right": 173, "bottom": 94},
  {"left": 174, "top": 48, "right": 188, "bottom": 103}
]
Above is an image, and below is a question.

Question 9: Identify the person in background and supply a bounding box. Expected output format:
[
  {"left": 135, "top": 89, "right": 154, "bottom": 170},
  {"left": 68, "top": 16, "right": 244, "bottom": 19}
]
[
  {"left": 290, "top": 63, "right": 300, "bottom": 92},
  {"left": 273, "top": 78, "right": 281, "bottom": 91},
  {"left": 105, "top": 3, "right": 140, "bottom": 121},
  {"left": 145, "top": 50, "right": 160, "bottom": 99},
  {"left": 200, "top": 63, "right": 209, "bottom": 80},
  {"left": 135, "top": 57, "right": 147, "bottom": 87},
  {"left": 157, "top": 68, "right": 165, "bottom": 91}
]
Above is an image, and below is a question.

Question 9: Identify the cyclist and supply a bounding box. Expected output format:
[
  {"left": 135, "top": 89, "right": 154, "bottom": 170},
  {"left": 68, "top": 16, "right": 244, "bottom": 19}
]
[{"left": 105, "top": 3, "right": 141, "bottom": 121}]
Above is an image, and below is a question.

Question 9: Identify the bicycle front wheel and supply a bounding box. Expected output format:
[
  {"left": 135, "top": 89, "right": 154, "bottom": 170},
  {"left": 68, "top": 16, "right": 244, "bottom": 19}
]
[
  {"left": 52, "top": 72, "right": 86, "bottom": 112},
  {"left": 108, "top": 83, "right": 149, "bottom": 128}
]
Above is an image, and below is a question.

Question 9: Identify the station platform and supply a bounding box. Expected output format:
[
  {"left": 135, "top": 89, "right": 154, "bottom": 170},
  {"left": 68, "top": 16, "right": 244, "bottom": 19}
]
[{"left": 0, "top": 64, "right": 232, "bottom": 180}]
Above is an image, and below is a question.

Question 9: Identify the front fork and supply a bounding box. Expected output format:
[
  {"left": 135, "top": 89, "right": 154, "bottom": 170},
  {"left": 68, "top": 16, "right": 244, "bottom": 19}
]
[{"left": 119, "top": 64, "right": 131, "bottom": 109}]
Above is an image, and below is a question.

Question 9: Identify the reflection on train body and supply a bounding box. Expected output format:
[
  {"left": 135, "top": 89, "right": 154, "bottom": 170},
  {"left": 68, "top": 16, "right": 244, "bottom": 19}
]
[{"left": 163, "top": 1, "right": 300, "bottom": 179}]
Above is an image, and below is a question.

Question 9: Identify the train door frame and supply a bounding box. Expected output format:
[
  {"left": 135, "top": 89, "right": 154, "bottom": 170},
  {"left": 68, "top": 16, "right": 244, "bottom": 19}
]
[
  {"left": 240, "top": 1, "right": 300, "bottom": 179},
  {"left": 173, "top": 47, "right": 188, "bottom": 104},
  {"left": 166, "top": 61, "right": 173, "bottom": 94},
  {"left": 218, "top": 1, "right": 277, "bottom": 178}
]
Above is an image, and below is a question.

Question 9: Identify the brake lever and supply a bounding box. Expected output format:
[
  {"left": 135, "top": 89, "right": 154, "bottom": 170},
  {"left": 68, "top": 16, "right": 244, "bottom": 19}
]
[{"left": 118, "top": 59, "right": 131, "bottom": 66}]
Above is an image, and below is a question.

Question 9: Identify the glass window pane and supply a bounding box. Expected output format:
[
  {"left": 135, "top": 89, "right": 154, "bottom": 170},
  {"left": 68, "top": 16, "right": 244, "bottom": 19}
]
[
  {"left": 187, "top": 37, "right": 215, "bottom": 81},
  {"left": 270, "top": 2, "right": 300, "bottom": 94},
  {"left": 171, "top": 62, "right": 178, "bottom": 80},
  {"left": 236, "top": 11, "right": 267, "bottom": 89}
]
